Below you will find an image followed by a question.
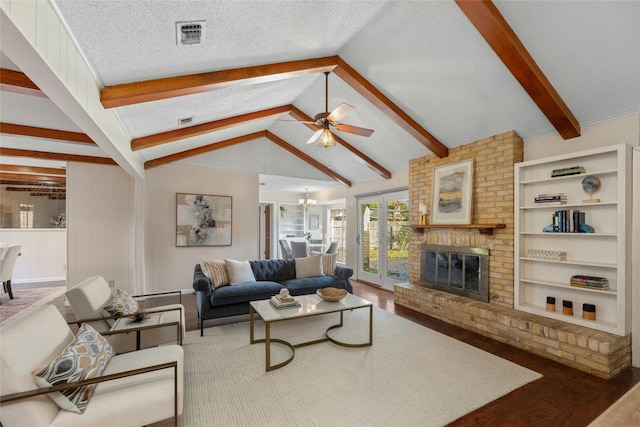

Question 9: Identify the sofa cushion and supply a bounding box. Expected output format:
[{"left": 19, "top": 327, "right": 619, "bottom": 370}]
[
  {"left": 32, "top": 323, "right": 114, "bottom": 414},
  {"left": 200, "top": 259, "right": 229, "bottom": 288},
  {"left": 281, "top": 276, "right": 348, "bottom": 296},
  {"left": 103, "top": 288, "right": 139, "bottom": 317},
  {"left": 210, "top": 281, "right": 284, "bottom": 306},
  {"left": 224, "top": 259, "right": 256, "bottom": 285},
  {"left": 295, "top": 255, "right": 324, "bottom": 279}
]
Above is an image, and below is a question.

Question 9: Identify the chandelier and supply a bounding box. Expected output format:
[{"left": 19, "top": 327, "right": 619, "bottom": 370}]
[{"left": 299, "top": 188, "right": 316, "bottom": 211}]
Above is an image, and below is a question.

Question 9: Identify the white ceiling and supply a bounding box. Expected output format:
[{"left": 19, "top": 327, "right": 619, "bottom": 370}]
[{"left": 1, "top": 1, "right": 638, "bottom": 195}]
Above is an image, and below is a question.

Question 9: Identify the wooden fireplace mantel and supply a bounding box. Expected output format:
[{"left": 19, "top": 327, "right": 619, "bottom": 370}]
[{"left": 409, "top": 223, "right": 506, "bottom": 236}]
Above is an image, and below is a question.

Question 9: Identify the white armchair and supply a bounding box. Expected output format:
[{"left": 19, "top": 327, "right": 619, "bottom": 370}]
[
  {"left": 0, "top": 244, "right": 21, "bottom": 300},
  {"left": 0, "top": 305, "right": 183, "bottom": 427},
  {"left": 65, "top": 276, "right": 185, "bottom": 354}
]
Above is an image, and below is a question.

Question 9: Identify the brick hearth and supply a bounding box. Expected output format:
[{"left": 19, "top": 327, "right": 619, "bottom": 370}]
[{"left": 401, "top": 130, "right": 631, "bottom": 379}]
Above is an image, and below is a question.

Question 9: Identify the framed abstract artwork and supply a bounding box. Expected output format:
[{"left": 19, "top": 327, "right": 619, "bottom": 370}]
[
  {"left": 430, "top": 159, "right": 474, "bottom": 225},
  {"left": 176, "top": 193, "right": 232, "bottom": 246}
]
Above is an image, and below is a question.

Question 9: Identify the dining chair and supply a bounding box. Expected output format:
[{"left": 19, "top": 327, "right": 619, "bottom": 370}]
[
  {"left": 309, "top": 239, "right": 323, "bottom": 253},
  {"left": 0, "top": 244, "right": 22, "bottom": 300},
  {"left": 290, "top": 241, "right": 309, "bottom": 258},
  {"left": 325, "top": 241, "right": 338, "bottom": 254},
  {"left": 279, "top": 239, "right": 293, "bottom": 259}
]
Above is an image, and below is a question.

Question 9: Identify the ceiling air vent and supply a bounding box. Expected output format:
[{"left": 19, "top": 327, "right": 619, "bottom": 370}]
[
  {"left": 176, "top": 21, "right": 206, "bottom": 46},
  {"left": 178, "top": 117, "right": 193, "bottom": 126}
]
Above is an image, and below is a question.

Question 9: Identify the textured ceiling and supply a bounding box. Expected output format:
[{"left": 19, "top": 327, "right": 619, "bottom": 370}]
[{"left": 1, "top": 1, "right": 638, "bottom": 195}]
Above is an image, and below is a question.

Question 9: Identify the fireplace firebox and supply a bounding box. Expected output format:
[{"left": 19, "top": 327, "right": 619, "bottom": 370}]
[{"left": 419, "top": 244, "right": 489, "bottom": 302}]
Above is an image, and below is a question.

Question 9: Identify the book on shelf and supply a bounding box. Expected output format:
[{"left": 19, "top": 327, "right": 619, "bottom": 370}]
[
  {"left": 270, "top": 296, "right": 301, "bottom": 309},
  {"left": 570, "top": 282, "right": 609, "bottom": 291},
  {"left": 551, "top": 166, "right": 586, "bottom": 177},
  {"left": 571, "top": 275, "right": 608, "bottom": 284},
  {"left": 551, "top": 209, "right": 585, "bottom": 232}
]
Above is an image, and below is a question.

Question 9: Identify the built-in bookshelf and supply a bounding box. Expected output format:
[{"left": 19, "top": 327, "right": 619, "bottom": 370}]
[
  {"left": 514, "top": 144, "right": 632, "bottom": 335},
  {"left": 278, "top": 203, "right": 304, "bottom": 239}
]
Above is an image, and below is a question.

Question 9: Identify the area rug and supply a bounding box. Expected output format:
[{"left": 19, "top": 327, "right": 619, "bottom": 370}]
[
  {"left": 150, "top": 307, "right": 541, "bottom": 427},
  {"left": 0, "top": 286, "right": 66, "bottom": 327}
]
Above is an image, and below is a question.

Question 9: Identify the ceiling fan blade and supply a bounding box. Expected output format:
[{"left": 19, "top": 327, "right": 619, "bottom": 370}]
[
  {"left": 276, "top": 119, "right": 318, "bottom": 124},
  {"left": 335, "top": 123, "right": 374, "bottom": 137},
  {"left": 327, "top": 102, "right": 355, "bottom": 123},
  {"left": 306, "top": 129, "right": 323, "bottom": 144}
]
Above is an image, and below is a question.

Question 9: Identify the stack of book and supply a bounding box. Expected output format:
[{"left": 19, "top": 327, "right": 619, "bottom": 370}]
[
  {"left": 570, "top": 275, "right": 609, "bottom": 291},
  {"left": 551, "top": 166, "right": 585, "bottom": 177},
  {"left": 270, "top": 294, "right": 301, "bottom": 309},
  {"left": 535, "top": 193, "right": 567, "bottom": 205},
  {"left": 552, "top": 209, "right": 585, "bottom": 233}
]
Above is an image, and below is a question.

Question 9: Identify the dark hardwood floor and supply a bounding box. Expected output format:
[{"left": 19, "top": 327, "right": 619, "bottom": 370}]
[{"left": 46, "top": 280, "right": 640, "bottom": 427}]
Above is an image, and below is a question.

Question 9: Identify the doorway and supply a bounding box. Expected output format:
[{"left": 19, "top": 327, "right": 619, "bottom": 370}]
[
  {"left": 259, "top": 203, "right": 274, "bottom": 260},
  {"left": 357, "top": 190, "right": 409, "bottom": 291}
]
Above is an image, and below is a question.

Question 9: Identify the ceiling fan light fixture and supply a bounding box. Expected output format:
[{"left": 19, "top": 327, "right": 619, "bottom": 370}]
[{"left": 317, "top": 128, "right": 336, "bottom": 149}]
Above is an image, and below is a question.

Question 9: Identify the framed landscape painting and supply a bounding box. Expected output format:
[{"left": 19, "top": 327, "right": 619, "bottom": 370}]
[
  {"left": 430, "top": 159, "right": 474, "bottom": 225},
  {"left": 176, "top": 193, "right": 232, "bottom": 246}
]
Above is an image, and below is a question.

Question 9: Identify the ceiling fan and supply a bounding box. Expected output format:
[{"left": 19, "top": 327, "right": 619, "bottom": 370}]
[{"left": 303, "top": 72, "right": 374, "bottom": 149}]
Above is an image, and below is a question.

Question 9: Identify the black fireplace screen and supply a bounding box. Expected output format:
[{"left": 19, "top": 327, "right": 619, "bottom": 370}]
[{"left": 420, "top": 244, "right": 489, "bottom": 302}]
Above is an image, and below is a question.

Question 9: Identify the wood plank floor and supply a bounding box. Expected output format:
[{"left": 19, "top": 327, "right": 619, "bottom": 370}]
[{"left": 45, "top": 280, "right": 640, "bottom": 427}]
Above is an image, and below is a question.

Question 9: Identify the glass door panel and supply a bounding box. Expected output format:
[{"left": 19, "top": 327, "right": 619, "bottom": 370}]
[
  {"left": 358, "top": 198, "right": 380, "bottom": 285},
  {"left": 385, "top": 198, "right": 409, "bottom": 286}
]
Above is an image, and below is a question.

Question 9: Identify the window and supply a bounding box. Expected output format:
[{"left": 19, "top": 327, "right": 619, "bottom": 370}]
[
  {"left": 19, "top": 204, "right": 34, "bottom": 229},
  {"left": 328, "top": 207, "right": 346, "bottom": 263}
]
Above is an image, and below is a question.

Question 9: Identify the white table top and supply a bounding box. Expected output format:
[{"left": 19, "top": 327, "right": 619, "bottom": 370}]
[
  {"left": 111, "top": 313, "right": 161, "bottom": 331},
  {"left": 250, "top": 293, "right": 372, "bottom": 322}
]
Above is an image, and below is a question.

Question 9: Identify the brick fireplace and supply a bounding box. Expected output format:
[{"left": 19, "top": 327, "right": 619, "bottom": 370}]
[{"left": 396, "top": 131, "right": 630, "bottom": 379}]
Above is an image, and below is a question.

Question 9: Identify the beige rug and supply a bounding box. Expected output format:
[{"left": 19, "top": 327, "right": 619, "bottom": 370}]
[
  {"left": 151, "top": 307, "right": 541, "bottom": 427},
  {"left": 0, "top": 286, "right": 66, "bottom": 327}
]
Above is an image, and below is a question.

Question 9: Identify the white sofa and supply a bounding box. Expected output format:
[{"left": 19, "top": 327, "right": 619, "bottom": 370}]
[
  {"left": 66, "top": 275, "right": 185, "bottom": 354},
  {"left": 0, "top": 305, "right": 184, "bottom": 427}
]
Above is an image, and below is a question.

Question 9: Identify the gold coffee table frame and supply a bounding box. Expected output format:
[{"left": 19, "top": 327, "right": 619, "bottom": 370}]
[{"left": 249, "top": 293, "right": 373, "bottom": 371}]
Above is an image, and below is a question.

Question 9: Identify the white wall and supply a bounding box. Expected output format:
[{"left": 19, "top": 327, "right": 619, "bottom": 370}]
[
  {"left": 524, "top": 113, "right": 640, "bottom": 160},
  {"left": 0, "top": 229, "right": 66, "bottom": 284},
  {"left": 144, "top": 166, "right": 259, "bottom": 293},
  {"left": 66, "top": 163, "right": 138, "bottom": 292}
]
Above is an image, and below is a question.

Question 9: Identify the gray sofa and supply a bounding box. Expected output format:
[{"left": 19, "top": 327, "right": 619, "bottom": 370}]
[{"left": 192, "top": 259, "right": 353, "bottom": 335}]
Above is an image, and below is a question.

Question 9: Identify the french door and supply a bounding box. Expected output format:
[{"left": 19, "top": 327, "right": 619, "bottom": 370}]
[{"left": 357, "top": 190, "right": 409, "bottom": 291}]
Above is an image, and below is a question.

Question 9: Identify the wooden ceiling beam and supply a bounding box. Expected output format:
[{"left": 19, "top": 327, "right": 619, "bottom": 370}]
[
  {"left": 145, "top": 132, "right": 266, "bottom": 169},
  {"left": 0, "top": 164, "right": 66, "bottom": 176},
  {"left": 265, "top": 131, "right": 351, "bottom": 187},
  {"left": 132, "top": 105, "right": 292, "bottom": 151},
  {"left": 0, "top": 123, "right": 95, "bottom": 144},
  {"left": 333, "top": 58, "right": 449, "bottom": 158},
  {"left": 0, "top": 147, "right": 116, "bottom": 165},
  {"left": 0, "top": 172, "right": 66, "bottom": 183},
  {"left": 455, "top": 0, "right": 580, "bottom": 139},
  {"left": 101, "top": 57, "right": 339, "bottom": 108},
  {"left": 0, "top": 68, "right": 46, "bottom": 98},
  {"left": 288, "top": 106, "right": 392, "bottom": 179}
]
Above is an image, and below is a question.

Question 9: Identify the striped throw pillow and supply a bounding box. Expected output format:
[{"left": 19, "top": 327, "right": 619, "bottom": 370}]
[
  {"left": 201, "top": 259, "right": 230, "bottom": 289},
  {"left": 311, "top": 251, "right": 337, "bottom": 276}
]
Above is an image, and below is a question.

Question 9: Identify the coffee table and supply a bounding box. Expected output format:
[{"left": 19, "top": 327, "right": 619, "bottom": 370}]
[{"left": 249, "top": 293, "right": 373, "bottom": 371}]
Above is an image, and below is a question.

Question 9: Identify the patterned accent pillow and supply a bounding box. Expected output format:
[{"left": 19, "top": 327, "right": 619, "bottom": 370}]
[
  {"left": 103, "top": 288, "right": 138, "bottom": 317},
  {"left": 32, "top": 323, "right": 114, "bottom": 413},
  {"left": 201, "top": 259, "right": 230, "bottom": 289}
]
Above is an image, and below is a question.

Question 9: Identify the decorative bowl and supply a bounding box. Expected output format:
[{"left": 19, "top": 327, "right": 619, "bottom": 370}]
[{"left": 317, "top": 287, "right": 347, "bottom": 302}]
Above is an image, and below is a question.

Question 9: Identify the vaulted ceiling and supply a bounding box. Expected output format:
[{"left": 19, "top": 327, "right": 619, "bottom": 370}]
[{"left": 1, "top": 1, "right": 638, "bottom": 194}]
